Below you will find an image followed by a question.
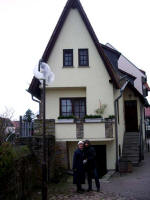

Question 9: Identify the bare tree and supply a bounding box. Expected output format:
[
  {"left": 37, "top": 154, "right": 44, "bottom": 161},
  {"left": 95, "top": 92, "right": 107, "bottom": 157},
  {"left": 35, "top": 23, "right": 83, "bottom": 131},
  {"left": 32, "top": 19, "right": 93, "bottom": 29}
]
[{"left": 0, "top": 107, "right": 15, "bottom": 144}]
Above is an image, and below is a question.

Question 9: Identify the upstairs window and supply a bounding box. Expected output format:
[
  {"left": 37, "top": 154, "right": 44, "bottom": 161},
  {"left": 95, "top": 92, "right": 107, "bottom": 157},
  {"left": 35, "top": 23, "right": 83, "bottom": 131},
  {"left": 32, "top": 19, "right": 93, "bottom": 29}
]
[
  {"left": 63, "top": 49, "right": 73, "bottom": 67},
  {"left": 78, "top": 49, "right": 89, "bottom": 66},
  {"left": 60, "top": 98, "right": 86, "bottom": 119}
]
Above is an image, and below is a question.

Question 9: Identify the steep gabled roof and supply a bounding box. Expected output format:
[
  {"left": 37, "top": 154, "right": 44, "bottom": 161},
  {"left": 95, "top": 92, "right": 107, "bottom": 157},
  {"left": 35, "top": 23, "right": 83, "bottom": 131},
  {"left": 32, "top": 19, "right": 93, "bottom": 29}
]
[
  {"left": 118, "top": 69, "right": 136, "bottom": 80},
  {"left": 101, "top": 43, "right": 121, "bottom": 58},
  {"left": 41, "top": 0, "right": 120, "bottom": 89}
]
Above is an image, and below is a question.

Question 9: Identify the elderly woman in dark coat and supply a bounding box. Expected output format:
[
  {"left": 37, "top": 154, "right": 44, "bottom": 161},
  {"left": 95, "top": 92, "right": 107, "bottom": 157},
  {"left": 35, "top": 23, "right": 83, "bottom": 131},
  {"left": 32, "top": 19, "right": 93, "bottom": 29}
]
[{"left": 73, "top": 141, "right": 85, "bottom": 192}]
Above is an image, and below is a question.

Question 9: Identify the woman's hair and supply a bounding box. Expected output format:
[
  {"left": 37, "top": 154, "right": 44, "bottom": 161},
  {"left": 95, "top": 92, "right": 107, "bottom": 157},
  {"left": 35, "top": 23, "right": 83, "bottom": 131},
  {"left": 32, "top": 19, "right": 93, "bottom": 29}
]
[{"left": 84, "top": 140, "right": 91, "bottom": 146}]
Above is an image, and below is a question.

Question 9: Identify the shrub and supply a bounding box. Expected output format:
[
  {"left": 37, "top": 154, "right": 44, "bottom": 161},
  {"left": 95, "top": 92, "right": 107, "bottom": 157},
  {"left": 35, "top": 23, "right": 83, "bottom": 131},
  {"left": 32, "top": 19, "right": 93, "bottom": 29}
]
[
  {"left": 84, "top": 114, "right": 102, "bottom": 119},
  {"left": 0, "top": 142, "right": 15, "bottom": 186},
  {"left": 58, "top": 115, "right": 75, "bottom": 119},
  {"left": 0, "top": 143, "right": 35, "bottom": 200}
]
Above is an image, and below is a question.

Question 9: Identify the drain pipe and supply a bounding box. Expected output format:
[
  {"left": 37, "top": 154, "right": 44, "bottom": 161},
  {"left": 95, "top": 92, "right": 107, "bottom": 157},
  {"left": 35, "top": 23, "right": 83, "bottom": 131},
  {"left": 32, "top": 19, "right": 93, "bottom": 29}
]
[
  {"left": 114, "top": 80, "right": 129, "bottom": 171},
  {"left": 32, "top": 95, "right": 40, "bottom": 103}
]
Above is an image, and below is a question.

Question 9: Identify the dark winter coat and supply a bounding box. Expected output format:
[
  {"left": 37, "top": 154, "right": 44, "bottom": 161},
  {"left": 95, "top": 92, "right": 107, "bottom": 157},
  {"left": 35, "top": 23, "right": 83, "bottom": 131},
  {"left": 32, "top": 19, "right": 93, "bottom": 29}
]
[
  {"left": 73, "top": 148, "right": 85, "bottom": 184},
  {"left": 84, "top": 146, "right": 96, "bottom": 171}
]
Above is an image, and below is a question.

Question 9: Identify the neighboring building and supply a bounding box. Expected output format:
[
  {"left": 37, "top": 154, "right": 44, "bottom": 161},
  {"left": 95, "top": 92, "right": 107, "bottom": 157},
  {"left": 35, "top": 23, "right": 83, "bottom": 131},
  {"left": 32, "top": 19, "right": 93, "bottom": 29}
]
[
  {"left": 12, "top": 121, "right": 20, "bottom": 135},
  {"left": 106, "top": 43, "right": 150, "bottom": 97},
  {"left": 28, "top": 0, "right": 149, "bottom": 175},
  {"left": 145, "top": 107, "right": 150, "bottom": 137},
  {"left": 145, "top": 107, "right": 150, "bottom": 119},
  {"left": 0, "top": 117, "right": 15, "bottom": 135}
]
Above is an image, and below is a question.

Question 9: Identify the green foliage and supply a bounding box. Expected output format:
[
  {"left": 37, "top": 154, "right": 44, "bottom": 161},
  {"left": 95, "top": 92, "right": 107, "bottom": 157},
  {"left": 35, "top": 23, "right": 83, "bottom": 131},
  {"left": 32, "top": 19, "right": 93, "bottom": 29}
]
[
  {"left": 58, "top": 115, "right": 75, "bottom": 119},
  {"left": 0, "top": 143, "right": 37, "bottom": 199},
  {"left": 0, "top": 118, "right": 7, "bottom": 144},
  {"left": 0, "top": 143, "right": 14, "bottom": 183},
  {"left": 95, "top": 104, "right": 107, "bottom": 116},
  {"left": 23, "top": 109, "right": 35, "bottom": 122},
  {"left": 0, "top": 144, "right": 30, "bottom": 182},
  {"left": 108, "top": 115, "right": 115, "bottom": 119},
  {"left": 84, "top": 114, "right": 102, "bottom": 119}
]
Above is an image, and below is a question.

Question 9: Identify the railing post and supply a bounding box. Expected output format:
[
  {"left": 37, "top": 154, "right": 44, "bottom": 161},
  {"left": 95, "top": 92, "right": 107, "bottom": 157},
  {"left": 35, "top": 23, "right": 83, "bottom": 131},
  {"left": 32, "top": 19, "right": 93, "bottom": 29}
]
[{"left": 20, "top": 116, "right": 23, "bottom": 137}]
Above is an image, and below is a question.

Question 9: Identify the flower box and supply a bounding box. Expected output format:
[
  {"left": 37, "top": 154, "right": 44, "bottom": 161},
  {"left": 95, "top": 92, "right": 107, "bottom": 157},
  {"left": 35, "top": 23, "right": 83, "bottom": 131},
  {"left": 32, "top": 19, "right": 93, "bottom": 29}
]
[
  {"left": 57, "top": 118, "right": 74, "bottom": 123},
  {"left": 84, "top": 118, "right": 103, "bottom": 123}
]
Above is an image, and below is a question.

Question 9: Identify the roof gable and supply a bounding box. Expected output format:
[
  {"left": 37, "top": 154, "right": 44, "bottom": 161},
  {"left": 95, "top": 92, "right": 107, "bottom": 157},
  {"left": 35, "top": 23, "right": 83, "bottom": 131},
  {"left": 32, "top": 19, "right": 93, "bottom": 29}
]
[{"left": 41, "top": 0, "right": 120, "bottom": 89}]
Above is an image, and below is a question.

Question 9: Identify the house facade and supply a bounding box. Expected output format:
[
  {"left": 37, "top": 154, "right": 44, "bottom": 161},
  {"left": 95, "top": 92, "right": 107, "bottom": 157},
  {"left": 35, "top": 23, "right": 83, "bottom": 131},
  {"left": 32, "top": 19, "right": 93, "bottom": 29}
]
[{"left": 28, "top": 0, "right": 148, "bottom": 176}]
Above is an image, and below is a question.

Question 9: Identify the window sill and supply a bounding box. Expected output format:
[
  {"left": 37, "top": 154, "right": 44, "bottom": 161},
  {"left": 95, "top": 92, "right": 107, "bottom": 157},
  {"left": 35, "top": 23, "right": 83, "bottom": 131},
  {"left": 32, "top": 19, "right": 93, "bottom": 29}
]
[
  {"left": 62, "top": 66, "right": 74, "bottom": 68},
  {"left": 78, "top": 66, "right": 90, "bottom": 68}
]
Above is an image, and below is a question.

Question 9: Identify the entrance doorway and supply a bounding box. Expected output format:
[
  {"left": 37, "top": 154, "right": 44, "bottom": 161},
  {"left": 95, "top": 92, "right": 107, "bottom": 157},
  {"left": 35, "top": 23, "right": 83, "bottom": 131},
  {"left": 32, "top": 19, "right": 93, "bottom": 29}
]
[
  {"left": 125, "top": 100, "right": 138, "bottom": 132},
  {"left": 93, "top": 145, "right": 107, "bottom": 178}
]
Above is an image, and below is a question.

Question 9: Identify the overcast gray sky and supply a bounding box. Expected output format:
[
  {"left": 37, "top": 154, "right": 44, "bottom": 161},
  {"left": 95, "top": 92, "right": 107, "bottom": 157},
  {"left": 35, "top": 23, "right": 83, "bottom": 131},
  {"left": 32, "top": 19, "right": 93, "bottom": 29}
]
[{"left": 0, "top": 0, "right": 150, "bottom": 119}]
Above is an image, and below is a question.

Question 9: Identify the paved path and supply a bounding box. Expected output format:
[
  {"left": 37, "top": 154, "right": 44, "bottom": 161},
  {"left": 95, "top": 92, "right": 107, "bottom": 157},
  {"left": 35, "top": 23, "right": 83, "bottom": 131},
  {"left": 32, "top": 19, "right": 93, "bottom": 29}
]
[
  {"left": 33, "top": 152, "right": 150, "bottom": 200},
  {"left": 101, "top": 151, "right": 150, "bottom": 200},
  {"left": 48, "top": 192, "right": 129, "bottom": 200}
]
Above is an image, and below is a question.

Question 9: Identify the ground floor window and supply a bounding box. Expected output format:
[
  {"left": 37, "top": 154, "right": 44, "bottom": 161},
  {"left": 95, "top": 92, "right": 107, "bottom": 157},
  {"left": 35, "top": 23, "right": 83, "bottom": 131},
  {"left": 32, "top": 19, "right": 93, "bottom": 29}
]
[{"left": 60, "top": 98, "right": 86, "bottom": 118}]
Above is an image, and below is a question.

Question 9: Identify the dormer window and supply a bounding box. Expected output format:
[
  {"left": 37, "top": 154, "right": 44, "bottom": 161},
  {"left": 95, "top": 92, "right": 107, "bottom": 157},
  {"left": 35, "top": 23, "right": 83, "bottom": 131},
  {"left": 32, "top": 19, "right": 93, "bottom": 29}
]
[
  {"left": 63, "top": 49, "right": 73, "bottom": 67},
  {"left": 78, "top": 49, "right": 89, "bottom": 66}
]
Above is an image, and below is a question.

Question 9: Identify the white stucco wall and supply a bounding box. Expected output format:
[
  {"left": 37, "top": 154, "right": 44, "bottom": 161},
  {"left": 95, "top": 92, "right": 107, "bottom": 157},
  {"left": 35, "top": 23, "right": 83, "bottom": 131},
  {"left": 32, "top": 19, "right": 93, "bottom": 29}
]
[
  {"left": 44, "top": 7, "right": 118, "bottom": 171},
  {"left": 46, "top": 87, "right": 86, "bottom": 119},
  {"left": 46, "top": 8, "right": 115, "bottom": 119},
  {"left": 113, "top": 88, "right": 125, "bottom": 157},
  {"left": 55, "top": 122, "right": 115, "bottom": 141}
]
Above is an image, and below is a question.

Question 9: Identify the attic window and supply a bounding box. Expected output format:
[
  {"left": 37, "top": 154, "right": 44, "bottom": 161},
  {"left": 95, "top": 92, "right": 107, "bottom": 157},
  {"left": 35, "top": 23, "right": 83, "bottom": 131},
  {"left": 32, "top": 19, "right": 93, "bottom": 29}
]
[
  {"left": 63, "top": 49, "right": 73, "bottom": 67},
  {"left": 78, "top": 49, "right": 89, "bottom": 66}
]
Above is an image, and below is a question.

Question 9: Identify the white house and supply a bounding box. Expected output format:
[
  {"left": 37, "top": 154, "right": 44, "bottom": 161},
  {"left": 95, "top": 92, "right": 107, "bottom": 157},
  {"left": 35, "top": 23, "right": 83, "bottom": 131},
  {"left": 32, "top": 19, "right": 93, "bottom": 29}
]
[{"left": 28, "top": 0, "right": 148, "bottom": 176}]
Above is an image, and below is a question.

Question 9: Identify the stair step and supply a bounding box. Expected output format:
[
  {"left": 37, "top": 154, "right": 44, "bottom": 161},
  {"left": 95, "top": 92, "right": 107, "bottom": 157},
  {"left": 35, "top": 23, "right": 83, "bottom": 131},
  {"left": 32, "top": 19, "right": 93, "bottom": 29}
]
[
  {"left": 124, "top": 137, "right": 139, "bottom": 140},
  {"left": 124, "top": 138, "right": 139, "bottom": 144},
  {"left": 123, "top": 146, "right": 139, "bottom": 149},
  {"left": 122, "top": 155, "right": 139, "bottom": 159},
  {"left": 122, "top": 156, "right": 139, "bottom": 159},
  {"left": 123, "top": 151, "right": 139, "bottom": 154},
  {"left": 125, "top": 135, "right": 139, "bottom": 138},
  {"left": 123, "top": 152, "right": 139, "bottom": 155},
  {"left": 124, "top": 138, "right": 139, "bottom": 140},
  {"left": 124, "top": 144, "right": 139, "bottom": 146},
  {"left": 122, "top": 132, "right": 140, "bottom": 165}
]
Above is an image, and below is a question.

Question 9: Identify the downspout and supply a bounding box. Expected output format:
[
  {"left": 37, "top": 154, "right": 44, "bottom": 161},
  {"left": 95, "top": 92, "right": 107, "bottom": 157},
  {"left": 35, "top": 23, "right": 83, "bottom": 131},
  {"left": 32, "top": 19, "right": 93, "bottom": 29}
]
[
  {"left": 114, "top": 80, "right": 129, "bottom": 171},
  {"left": 26, "top": 89, "right": 41, "bottom": 104},
  {"left": 31, "top": 95, "right": 41, "bottom": 118},
  {"left": 32, "top": 95, "right": 40, "bottom": 103}
]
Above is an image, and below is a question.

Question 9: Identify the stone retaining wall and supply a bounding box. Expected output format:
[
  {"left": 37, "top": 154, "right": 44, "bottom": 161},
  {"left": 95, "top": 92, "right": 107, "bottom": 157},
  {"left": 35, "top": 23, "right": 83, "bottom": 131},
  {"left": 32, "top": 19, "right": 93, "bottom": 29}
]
[{"left": 17, "top": 119, "right": 68, "bottom": 181}]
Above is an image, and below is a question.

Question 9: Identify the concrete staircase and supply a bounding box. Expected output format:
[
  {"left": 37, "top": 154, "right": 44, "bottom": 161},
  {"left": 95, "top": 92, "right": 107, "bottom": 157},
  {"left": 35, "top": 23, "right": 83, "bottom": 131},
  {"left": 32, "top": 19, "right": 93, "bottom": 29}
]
[{"left": 122, "top": 132, "right": 140, "bottom": 166}]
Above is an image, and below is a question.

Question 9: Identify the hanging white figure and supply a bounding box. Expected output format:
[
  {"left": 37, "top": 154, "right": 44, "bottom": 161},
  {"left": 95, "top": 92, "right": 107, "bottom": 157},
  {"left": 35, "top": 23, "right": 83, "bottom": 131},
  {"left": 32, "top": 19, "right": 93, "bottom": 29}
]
[{"left": 33, "top": 62, "right": 55, "bottom": 85}]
